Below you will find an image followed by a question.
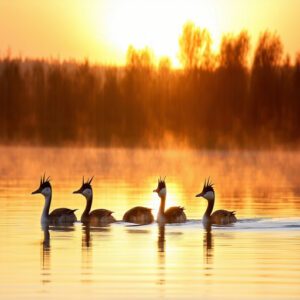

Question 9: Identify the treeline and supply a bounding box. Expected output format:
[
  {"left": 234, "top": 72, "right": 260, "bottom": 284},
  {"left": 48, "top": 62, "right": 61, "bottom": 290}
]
[{"left": 0, "top": 22, "right": 300, "bottom": 148}]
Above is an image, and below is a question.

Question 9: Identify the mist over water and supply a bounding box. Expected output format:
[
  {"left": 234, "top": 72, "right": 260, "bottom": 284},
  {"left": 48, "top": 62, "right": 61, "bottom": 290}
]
[
  {"left": 1, "top": 145, "right": 299, "bottom": 184},
  {"left": 1, "top": 146, "right": 300, "bottom": 220}
]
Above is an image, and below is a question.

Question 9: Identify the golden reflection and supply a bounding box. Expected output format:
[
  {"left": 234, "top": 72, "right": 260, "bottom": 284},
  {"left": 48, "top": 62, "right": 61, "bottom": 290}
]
[
  {"left": 0, "top": 155, "right": 299, "bottom": 300},
  {"left": 40, "top": 225, "right": 76, "bottom": 285},
  {"left": 81, "top": 224, "right": 113, "bottom": 284}
]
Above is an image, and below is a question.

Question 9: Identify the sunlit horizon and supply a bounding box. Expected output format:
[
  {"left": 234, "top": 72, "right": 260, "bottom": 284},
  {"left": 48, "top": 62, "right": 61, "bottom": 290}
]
[{"left": 0, "top": 0, "right": 299, "bottom": 67}]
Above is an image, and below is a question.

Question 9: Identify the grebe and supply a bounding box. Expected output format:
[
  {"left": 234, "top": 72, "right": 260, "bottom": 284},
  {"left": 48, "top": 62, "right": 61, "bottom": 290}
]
[
  {"left": 123, "top": 188, "right": 154, "bottom": 225},
  {"left": 196, "top": 178, "right": 237, "bottom": 225},
  {"left": 123, "top": 206, "right": 154, "bottom": 225},
  {"left": 32, "top": 175, "right": 77, "bottom": 225},
  {"left": 73, "top": 177, "right": 116, "bottom": 225},
  {"left": 154, "top": 177, "right": 187, "bottom": 224}
]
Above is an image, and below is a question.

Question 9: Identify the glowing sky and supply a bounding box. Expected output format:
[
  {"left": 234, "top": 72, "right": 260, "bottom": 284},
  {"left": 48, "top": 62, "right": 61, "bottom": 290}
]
[{"left": 0, "top": 0, "right": 299, "bottom": 66}]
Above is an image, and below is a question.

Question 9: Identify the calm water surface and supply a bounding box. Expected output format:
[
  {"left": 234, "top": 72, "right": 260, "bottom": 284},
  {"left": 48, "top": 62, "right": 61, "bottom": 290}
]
[{"left": 0, "top": 146, "right": 300, "bottom": 299}]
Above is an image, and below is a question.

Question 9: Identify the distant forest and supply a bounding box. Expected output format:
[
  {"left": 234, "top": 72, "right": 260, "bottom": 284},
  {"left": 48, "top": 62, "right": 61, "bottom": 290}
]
[{"left": 1, "top": 22, "right": 300, "bottom": 148}]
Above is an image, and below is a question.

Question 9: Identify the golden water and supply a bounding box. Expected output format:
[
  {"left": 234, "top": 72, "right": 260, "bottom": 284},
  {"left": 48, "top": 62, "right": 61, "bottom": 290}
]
[{"left": 0, "top": 147, "right": 299, "bottom": 299}]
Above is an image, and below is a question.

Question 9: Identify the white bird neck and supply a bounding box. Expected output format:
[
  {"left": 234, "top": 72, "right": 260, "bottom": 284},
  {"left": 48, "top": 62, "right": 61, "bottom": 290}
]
[
  {"left": 157, "top": 194, "right": 166, "bottom": 222},
  {"left": 41, "top": 193, "right": 52, "bottom": 223},
  {"left": 82, "top": 192, "right": 93, "bottom": 217},
  {"left": 203, "top": 198, "right": 215, "bottom": 221}
]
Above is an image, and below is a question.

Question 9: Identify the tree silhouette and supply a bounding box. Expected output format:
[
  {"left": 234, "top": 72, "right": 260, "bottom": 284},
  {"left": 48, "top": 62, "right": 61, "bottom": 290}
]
[
  {"left": 250, "top": 31, "right": 283, "bottom": 137},
  {"left": 0, "top": 25, "right": 299, "bottom": 148},
  {"left": 178, "top": 22, "right": 212, "bottom": 71}
]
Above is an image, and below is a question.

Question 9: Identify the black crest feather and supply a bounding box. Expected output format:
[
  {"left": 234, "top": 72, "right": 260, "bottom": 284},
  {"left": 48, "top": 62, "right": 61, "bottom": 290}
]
[
  {"left": 201, "top": 177, "right": 214, "bottom": 194},
  {"left": 157, "top": 176, "right": 166, "bottom": 190},
  {"left": 80, "top": 176, "right": 94, "bottom": 190},
  {"left": 40, "top": 173, "right": 51, "bottom": 189}
]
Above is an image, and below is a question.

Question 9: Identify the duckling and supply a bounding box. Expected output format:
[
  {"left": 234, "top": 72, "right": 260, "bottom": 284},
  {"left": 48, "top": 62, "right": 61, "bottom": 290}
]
[
  {"left": 73, "top": 177, "right": 116, "bottom": 226},
  {"left": 154, "top": 177, "right": 186, "bottom": 224},
  {"left": 32, "top": 175, "right": 77, "bottom": 225},
  {"left": 196, "top": 178, "right": 237, "bottom": 226}
]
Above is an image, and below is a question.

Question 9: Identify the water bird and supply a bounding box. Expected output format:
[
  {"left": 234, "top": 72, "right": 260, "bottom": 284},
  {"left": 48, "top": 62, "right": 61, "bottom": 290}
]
[
  {"left": 195, "top": 178, "right": 237, "bottom": 225},
  {"left": 154, "top": 177, "right": 187, "bottom": 224},
  {"left": 73, "top": 177, "right": 116, "bottom": 225},
  {"left": 123, "top": 187, "right": 154, "bottom": 225},
  {"left": 32, "top": 175, "right": 77, "bottom": 225}
]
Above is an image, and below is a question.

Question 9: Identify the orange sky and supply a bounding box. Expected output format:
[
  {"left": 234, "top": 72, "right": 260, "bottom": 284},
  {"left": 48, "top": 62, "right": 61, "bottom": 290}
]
[{"left": 0, "top": 0, "right": 299, "bottom": 66}]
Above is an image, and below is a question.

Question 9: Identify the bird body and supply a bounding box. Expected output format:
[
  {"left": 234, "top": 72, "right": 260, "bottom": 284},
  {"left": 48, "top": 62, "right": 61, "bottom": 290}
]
[
  {"left": 164, "top": 206, "right": 186, "bottom": 223},
  {"left": 48, "top": 208, "right": 77, "bottom": 225},
  {"left": 210, "top": 209, "right": 237, "bottom": 225},
  {"left": 73, "top": 177, "right": 116, "bottom": 225},
  {"left": 32, "top": 175, "right": 77, "bottom": 225},
  {"left": 88, "top": 209, "right": 115, "bottom": 225},
  {"left": 123, "top": 206, "right": 154, "bottom": 225},
  {"left": 196, "top": 178, "right": 237, "bottom": 226},
  {"left": 154, "top": 178, "right": 187, "bottom": 224}
]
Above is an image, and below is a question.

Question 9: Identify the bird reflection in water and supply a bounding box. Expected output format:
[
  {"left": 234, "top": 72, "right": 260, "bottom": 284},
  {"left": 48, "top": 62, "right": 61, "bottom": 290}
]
[
  {"left": 81, "top": 223, "right": 112, "bottom": 284},
  {"left": 203, "top": 223, "right": 213, "bottom": 265},
  {"left": 82, "top": 224, "right": 91, "bottom": 248},
  {"left": 157, "top": 224, "right": 166, "bottom": 288},
  {"left": 40, "top": 224, "right": 76, "bottom": 284},
  {"left": 81, "top": 224, "right": 93, "bottom": 283},
  {"left": 158, "top": 224, "right": 165, "bottom": 253},
  {"left": 40, "top": 224, "right": 51, "bottom": 284},
  {"left": 82, "top": 223, "right": 112, "bottom": 248}
]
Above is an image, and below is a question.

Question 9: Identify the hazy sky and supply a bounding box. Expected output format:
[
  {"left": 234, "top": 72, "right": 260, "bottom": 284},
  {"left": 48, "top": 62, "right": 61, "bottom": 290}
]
[{"left": 0, "top": 0, "right": 299, "bottom": 66}]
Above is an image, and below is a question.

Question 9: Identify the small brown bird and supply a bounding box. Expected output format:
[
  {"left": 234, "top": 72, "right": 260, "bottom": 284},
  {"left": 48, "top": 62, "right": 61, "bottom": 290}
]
[
  {"left": 196, "top": 178, "right": 237, "bottom": 226},
  {"left": 153, "top": 177, "right": 187, "bottom": 224},
  {"left": 73, "top": 177, "right": 116, "bottom": 226}
]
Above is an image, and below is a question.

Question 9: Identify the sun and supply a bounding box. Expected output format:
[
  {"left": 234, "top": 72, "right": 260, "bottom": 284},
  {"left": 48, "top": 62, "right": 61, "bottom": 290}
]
[{"left": 91, "top": 0, "right": 222, "bottom": 67}]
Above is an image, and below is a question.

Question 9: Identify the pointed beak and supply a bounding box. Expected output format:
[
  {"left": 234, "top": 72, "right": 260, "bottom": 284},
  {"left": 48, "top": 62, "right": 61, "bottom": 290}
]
[
  {"left": 73, "top": 189, "right": 81, "bottom": 194},
  {"left": 153, "top": 188, "right": 158, "bottom": 193},
  {"left": 195, "top": 192, "right": 203, "bottom": 198},
  {"left": 32, "top": 188, "right": 40, "bottom": 195}
]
